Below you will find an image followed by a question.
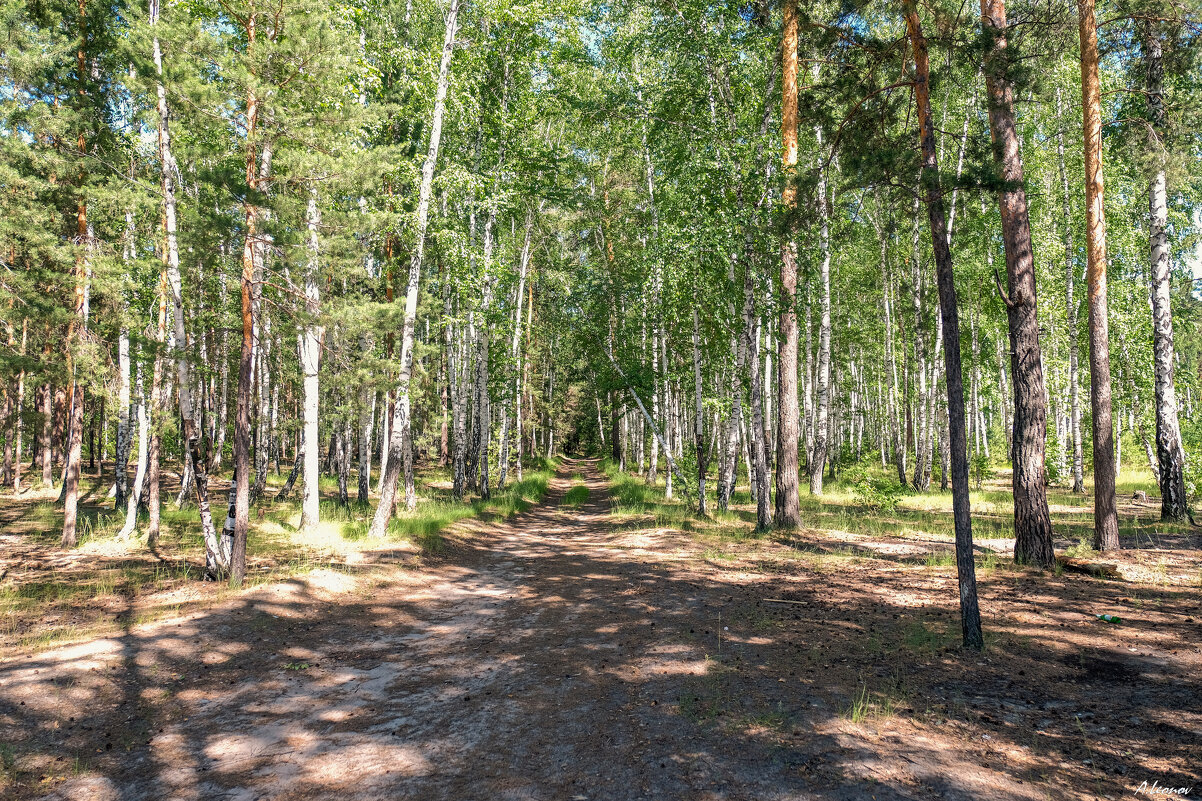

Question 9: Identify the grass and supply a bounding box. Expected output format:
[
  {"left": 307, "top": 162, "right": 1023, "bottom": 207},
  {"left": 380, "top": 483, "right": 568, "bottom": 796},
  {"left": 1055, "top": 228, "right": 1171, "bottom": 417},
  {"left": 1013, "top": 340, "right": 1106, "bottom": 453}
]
[
  {"left": 603, "top": 455, "right": 1176, "bottom": 559},
  {"left": 844, "top": 683, "right": 897, "bottom": 723},
  {"left": 924, "top": 551, "right": 956, "bottom": 569},
  {"left": 563, "top": 484, "right": 589, "bottom": 507}
]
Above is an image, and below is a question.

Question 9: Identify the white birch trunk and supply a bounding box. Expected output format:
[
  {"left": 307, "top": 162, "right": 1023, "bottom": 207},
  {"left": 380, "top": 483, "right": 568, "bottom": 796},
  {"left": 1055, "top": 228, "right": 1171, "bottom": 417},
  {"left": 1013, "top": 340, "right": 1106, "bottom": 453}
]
[
  {"left": 369, "top": 0, "right": 459, "bottom": 535},
  {"left": 153, "top": 2, "right": 219, "bottom": 569},
  {"left": 300, "top": 189, "right": 324, "bottom": 530},
  {"left": 498, "top": 208, "right": 533, "bottom": 490},
  {"left": 809, "top": 127, "right": 833, "bottom": 494}
]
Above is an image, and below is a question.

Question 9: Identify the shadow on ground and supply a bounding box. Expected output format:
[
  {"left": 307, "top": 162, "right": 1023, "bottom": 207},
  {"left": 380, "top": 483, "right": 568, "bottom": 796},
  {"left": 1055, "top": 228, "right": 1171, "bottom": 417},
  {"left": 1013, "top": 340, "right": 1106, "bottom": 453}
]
[{"left": 1, "top": 458, "right": 1198, "bottom": 801}]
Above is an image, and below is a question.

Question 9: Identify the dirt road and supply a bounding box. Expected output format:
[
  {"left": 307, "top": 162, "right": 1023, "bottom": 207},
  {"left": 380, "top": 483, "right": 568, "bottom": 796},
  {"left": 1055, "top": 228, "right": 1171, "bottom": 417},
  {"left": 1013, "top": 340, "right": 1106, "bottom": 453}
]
[{"left": 3, "top": 459, "right": 1188, "bottom": 800}]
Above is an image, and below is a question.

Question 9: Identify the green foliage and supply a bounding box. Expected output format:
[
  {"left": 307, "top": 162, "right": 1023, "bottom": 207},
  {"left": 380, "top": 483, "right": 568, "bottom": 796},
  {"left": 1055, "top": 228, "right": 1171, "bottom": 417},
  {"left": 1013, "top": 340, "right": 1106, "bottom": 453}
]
[
  {"left": 844, "top": 464, "right": 907, "bottom": 515},
  {"left": 970, "top": 452, "right": 995, "bottom": 492}
]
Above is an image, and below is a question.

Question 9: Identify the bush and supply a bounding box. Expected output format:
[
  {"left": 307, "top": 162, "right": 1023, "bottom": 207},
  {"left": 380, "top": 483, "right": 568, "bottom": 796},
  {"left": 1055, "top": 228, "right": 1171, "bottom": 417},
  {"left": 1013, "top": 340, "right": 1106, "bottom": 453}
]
[
  {"left": 845, "top": 465, "right": 906, "bottom": 514},
  {"left": 971, "top": 452, "right": 995, "bottom": 491}
]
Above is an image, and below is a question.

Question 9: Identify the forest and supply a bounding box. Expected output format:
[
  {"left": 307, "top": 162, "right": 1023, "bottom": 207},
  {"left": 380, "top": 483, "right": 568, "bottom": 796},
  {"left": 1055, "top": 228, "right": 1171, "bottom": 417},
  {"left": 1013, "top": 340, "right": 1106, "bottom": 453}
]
[{"left": 1, "top": 0, "right": 1200, "bottom": 797}]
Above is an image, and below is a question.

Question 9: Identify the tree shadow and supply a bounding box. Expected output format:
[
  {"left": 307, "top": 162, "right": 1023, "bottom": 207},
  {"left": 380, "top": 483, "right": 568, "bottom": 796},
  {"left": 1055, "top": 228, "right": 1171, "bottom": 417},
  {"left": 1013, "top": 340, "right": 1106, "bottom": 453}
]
[{"left": 0, "top": 458, "right": 1196, "bottom": 801}]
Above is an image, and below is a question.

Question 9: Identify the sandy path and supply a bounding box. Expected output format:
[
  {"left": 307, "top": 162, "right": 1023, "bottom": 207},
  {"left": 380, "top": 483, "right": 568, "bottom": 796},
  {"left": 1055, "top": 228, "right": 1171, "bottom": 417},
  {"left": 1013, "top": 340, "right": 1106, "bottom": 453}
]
[{"left": 1, "top": 459, "right": 1132, "bottom": 800}]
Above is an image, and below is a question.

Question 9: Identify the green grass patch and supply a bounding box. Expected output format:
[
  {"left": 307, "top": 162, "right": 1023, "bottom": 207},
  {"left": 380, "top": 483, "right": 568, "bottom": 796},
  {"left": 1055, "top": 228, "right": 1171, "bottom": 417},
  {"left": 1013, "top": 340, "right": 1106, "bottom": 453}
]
[{"left": 563, "top": 484, "right": 589, "bottom": 507}]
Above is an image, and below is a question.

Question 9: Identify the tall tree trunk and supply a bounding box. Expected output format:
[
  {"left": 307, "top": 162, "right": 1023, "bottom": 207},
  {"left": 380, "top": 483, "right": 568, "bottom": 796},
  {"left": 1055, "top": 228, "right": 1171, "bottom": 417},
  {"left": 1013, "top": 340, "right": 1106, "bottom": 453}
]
[
  {"left": 60, "top": 0, "right": 91, "bottom": 548},
  {"left": 358, "top": 336, "right": 374, "bottom": 504},
  {"left": 748, "top": 306, "right": 771, "bottom": 531},
  {"left": 774, "top": 0, "right": 801, "bottom": 526},
  {"left": 231, "top": 10, "right": 266, "bottom": 584},
  {"left": 114, "top": 326, "right": 131, "bottom": 507},
  {"left": 153, "top": 1, "right": 219, "bottom": 569},
  {"left": 474, "top": 211, "right": 496, "bottom": 502},
  {"left": 692, "top": 306, "right": 707, "bottom": 515},
  {"left": 981, "top": 0, "right": 1055, "bottom": 567},
  {"left": 519, "top": 279, "right": 533, "bottom": 481},
  {"left": 370, "top": 0, "right": 459, "bottom": 535},
  {"left": 662, "top": 324, "right": 673, "bottom": 499},
  {"left": 146, "top": 265, "right": 170, "bottom": 548},
  {"left": 910, "top": 212, "right": 930, "bottom": 492},
  {"left": 1054, "top": 88, "right": 1086, "bottom": 495},
  {"left": 1078, "top": 0, "right": 1120, "bottom": 551},
  {"left": 448, "top": 302, "right": 466, "bottom": 500},
  {"left": 117, "top": 361, "right": 150, "bottom": 539},
  {"left": 41, "top": 382, "right": 53, "bottom": 487},
  {"left": 647, "top": 298, "right": 660, "bottom": 485},
  {"left": 12, "top": 320, "right": 26, "bottom": 494},
  {"left": 211, "top": 270, "right": 229, "bottom": 472},
  {"left": 1141, "top": 22, "right": 1188, "bottom": 522},
  {"left": 906, "top": 0, "right": 982, "bottom": 647},
  {"left": 300, "top": 189, "right": 324, "bottom": 529},
  {"left": 253, "top": 312, "right": 272, "bottom": 501},
  {"left": 717, "top": 291, "right": 745, "bottom": 511},
  {"left": 114, "top": 211, "right": 133, "bottom": 507},
  {"left": 498, "top": 207, "right": 533, "bottom": 490},
  {"left": 809, "top": 126, "right": 832, "bottom": 496},
  {"left": 337, "top": 416, "right": 351, "bottom": 505}
]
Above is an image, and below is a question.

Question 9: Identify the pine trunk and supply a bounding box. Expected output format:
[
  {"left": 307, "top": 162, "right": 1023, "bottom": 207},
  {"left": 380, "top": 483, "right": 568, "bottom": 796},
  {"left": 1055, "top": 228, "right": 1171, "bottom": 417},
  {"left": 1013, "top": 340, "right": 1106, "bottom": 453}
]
[
  {"left": 1078, "top": 0, "right": 1120, "bottom": 551},
  {"left": 981, "top": 0, "right": 1055, "bottom": 567},
  {"left": 774, "top": 0, "right": 801, "bottom": 525},
  {"left": 906, "top": 17, "right": 985, "bottom": 633}
]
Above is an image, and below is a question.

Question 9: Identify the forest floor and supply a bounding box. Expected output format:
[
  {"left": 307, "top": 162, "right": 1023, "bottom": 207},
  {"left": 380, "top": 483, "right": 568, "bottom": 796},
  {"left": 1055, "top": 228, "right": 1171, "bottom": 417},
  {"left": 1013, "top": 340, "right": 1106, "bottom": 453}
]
[{"left": 1, "top": 458, "right": 1200, "bottom": 801}]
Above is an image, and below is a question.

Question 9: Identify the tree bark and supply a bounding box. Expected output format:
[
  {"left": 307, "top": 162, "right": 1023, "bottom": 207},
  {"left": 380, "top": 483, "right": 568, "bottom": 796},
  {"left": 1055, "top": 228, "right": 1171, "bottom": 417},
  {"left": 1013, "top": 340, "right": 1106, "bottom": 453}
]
[
  {"left": 774, "top": 0, "right": 801, "bottom": 526},
  {"left": 692, "top": 306, "right": 707, "bottom": 515},
  {"left": 358, "top": 336, "right": 374, "bottom": 504},
  {"left": 11, "top": 321, "right": 26, "bottom": 494},
  {"left": 153, "top": 0, "right": 220, "bottom": 571},
  {"left": 211, "top": 271, "right": 229, "bottom": 472},
  {"left": 232, "top": 10, "right": 266, "bottom": 583},
  {"left": 1142, "top": 22, "right": 1188, "bottom": 522},
  {"left": 370, "top": 0, "right": 459, "bottom": 535},
  {"left": 1054, "top": 87, "right": 1086, "bottom": 495},
  {"left": 498, "top": 207, "right": 533, "bottom": 490},
  {"left": 300, "top": 188, "right": 323, "bottom": 529},
  {"left": 40, "top": 382, "right": 53, "bottom": 487},
  {"left": 809, "top": 126, "right": 832, "bottom": 496},
  {"left": 145, "top": 270, "right": 169, "bottom": 548},
  {"left": 980, "top": 0, "right": 1055, "bottom": 567},
  {"left": 1078, "top": 0, "right": 1120, "bottom": 551},
  {"left": 115, "top": 307, "right": 131, "bottom": 508},
  {"left": 906, "top": 0, "right": 983, "bottom": 649},
  {"left": 117, "top": 361, "right": 149, "bottom": 539},
  {"left": 60, "top": 0, "right": 91, "bottom": 548}
]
